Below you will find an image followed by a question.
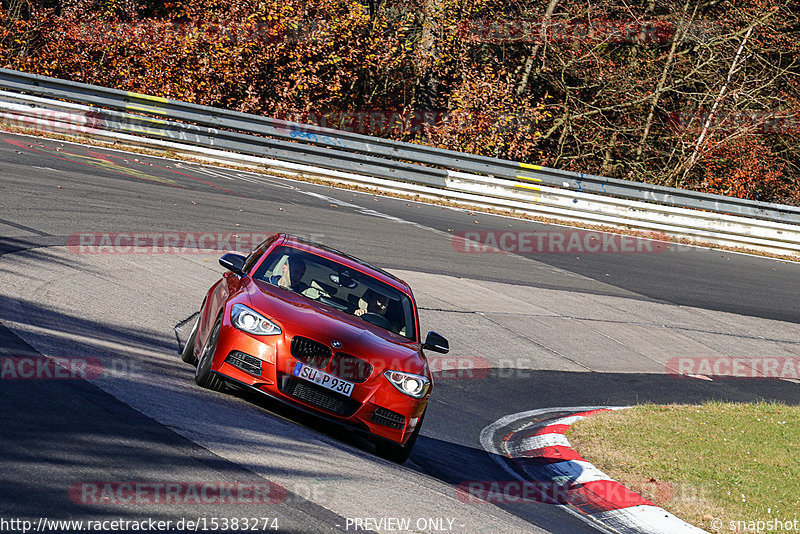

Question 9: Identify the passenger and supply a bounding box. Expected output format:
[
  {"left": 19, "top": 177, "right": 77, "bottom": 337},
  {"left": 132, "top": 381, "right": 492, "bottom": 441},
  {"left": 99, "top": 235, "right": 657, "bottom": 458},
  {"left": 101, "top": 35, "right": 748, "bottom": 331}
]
[{"left": 271, "top": 257, "right": 306, "bottom": 291}]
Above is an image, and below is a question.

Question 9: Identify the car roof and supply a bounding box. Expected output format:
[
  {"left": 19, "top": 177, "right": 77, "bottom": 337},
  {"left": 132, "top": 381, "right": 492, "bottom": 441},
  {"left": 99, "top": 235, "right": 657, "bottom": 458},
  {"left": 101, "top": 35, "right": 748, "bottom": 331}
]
[{"left": 276, "top": 234, "right": 413, "bottom": 295}]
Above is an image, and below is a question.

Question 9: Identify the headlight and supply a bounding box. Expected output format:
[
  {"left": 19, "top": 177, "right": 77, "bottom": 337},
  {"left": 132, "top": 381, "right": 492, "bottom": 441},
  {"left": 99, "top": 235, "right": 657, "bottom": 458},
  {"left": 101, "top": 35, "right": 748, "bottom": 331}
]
[
  {"left": 231, "top": 304, "right": 281, "bottom": 336},
  {"left": 383, "top": 370, "right": 430, "bottom": 399}
]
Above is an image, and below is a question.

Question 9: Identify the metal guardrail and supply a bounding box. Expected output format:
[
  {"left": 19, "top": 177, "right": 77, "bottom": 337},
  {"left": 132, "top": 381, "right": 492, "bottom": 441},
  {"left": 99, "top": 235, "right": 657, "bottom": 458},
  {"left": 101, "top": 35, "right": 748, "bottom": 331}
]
[
  {"left": 0, "top": 69, "right": 799, "bottom": 257},
  {"left": 1, "top": 67, "right": 799, "bottom": 226}
]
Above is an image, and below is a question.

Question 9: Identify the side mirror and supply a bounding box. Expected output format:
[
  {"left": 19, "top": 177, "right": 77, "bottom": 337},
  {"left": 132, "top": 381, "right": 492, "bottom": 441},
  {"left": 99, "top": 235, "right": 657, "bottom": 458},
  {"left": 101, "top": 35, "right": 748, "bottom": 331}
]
[
  {"left": 422, "top": 331, "right": 449, "bottom": 354},
  {"left": 219, "top": 253, "right": 246, "bottom": 276}
]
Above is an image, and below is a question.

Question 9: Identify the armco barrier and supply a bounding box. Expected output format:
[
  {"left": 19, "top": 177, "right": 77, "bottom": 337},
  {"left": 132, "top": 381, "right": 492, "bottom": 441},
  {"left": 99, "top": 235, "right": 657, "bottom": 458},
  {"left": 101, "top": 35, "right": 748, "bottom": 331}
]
[{"left": 0, "top": 68, "right": 798, "bottom": 257}]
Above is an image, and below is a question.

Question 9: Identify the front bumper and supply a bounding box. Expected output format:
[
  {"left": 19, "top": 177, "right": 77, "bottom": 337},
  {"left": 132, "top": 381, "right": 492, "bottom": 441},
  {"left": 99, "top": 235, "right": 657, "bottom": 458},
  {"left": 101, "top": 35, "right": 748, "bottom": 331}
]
[{"left": 208, "top": 322, "right": 428, "bottom": 445}]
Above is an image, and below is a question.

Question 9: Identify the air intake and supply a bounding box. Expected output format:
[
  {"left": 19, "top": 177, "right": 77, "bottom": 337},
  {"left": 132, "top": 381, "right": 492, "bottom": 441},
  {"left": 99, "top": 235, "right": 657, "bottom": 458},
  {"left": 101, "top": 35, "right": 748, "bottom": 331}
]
[
  {"left": 370, "top": 407, "right": 405, "bottom": 430},
  {"left": 224, "top": 351, "right": 262, "bottom": 376}
]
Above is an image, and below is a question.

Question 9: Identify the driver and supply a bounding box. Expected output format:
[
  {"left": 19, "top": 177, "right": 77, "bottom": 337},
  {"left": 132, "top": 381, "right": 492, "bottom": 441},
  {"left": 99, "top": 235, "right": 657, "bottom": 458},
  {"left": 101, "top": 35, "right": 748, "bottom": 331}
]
[
  {"left": 271, "top": 256, "right": 307, "bottom": 292},
  {"left": 355, "top": 289, "right": 389, "bottom": 317}
]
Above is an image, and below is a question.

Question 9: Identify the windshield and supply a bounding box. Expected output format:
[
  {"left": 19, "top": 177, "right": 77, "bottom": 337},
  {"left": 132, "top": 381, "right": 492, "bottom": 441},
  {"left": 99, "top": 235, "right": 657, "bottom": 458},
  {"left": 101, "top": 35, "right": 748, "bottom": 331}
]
[{"left": 253, "top": 246, "right": 417, "bottom": 340}]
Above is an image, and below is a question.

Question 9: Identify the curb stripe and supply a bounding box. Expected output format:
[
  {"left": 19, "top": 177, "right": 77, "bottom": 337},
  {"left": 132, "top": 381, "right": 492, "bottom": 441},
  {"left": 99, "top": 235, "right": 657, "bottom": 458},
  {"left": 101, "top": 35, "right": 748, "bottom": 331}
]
[
  {"left": 511, "top": 458, "right": 612, "bottom": 486},
  {"left": 519, "top": 444, "right": 585, "bottom": 461},
  {"left": 531, "top": 423, "right": 570, "bottom": 435},
  {"left": 571, "top": 408, "right": 612, "bottom": 418},
  {"left": 545, "top": 414, "right": 585, "bottom": 426},
  {"left": 594, "top": 505, "right": 707, "bottom": 534},
  {"left": 569, "top": 480, "right": 654, "bottom": 514},
  {"left": 485, "top": 406, "right": 709, "bottom": 534},
  {"left": 513, "top": 433, "right": 570, "bottom": 452}
]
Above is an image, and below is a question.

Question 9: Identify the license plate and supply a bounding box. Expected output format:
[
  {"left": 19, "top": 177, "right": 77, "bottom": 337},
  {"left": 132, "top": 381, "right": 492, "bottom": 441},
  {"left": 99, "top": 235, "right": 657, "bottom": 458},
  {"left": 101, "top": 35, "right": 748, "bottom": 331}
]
[{"left": 292, "top": 362, "right": 355, "bottom": 397}]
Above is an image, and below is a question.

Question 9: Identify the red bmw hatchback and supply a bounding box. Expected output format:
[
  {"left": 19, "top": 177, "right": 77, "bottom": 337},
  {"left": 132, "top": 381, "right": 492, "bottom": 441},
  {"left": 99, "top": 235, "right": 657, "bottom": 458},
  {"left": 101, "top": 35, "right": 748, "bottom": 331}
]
[{"left": 182, "top": 233, "right": 449, "bottom": 463}]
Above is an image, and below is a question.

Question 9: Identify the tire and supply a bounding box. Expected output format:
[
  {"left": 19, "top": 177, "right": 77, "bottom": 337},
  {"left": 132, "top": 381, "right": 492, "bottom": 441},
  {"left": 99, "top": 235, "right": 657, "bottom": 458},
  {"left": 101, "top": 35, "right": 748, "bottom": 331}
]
[
  {"left": 194, "top": 315, "right": 226, "bottom": 391},
  {"left": 375, "top": 410, "right": 425, "bottom": 464},
  {"left": 180, "top": 314, "right": 200, "bottom": 365}
]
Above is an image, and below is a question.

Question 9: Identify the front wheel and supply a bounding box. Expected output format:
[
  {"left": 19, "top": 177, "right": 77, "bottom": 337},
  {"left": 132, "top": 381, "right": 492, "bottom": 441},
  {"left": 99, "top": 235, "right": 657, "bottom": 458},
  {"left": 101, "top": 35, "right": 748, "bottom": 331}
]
[
  {"left": 195, "top": 316, "right": 225, "bottom": 391},
  {"left": 375, "top": 410, "right": 425, "bottom": 464}
]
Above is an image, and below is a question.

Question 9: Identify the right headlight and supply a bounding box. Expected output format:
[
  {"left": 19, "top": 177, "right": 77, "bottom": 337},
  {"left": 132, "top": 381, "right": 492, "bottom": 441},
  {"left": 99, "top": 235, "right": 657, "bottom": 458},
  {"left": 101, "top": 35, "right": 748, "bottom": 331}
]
[
  {"left": 231, "top": 303, "right": 281, "bottom": 336},
  {"left": 383, "top": 370, "right": 430, "bottom": 399}
]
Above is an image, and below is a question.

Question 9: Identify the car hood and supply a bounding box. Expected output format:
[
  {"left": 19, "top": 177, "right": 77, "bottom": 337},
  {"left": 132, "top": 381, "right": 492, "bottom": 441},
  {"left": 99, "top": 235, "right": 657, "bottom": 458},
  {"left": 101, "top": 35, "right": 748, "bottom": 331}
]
[{"left": 246, "top": 280, "right": 425, "bottom": 374}]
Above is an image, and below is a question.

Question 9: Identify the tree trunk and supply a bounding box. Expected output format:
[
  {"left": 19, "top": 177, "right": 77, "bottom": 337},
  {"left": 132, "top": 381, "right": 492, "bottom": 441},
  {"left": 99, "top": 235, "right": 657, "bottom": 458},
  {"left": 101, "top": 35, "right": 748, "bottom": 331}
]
[
  {"left": 515, "top": 0, "right": 560, "bottom": 97},
  {"left": 679, "top": 24, "right": 754, "bottom": 183},
  {"left": 413, "top": 0, "right": 446, "bottom": 109},
  {"left": 636, "top": 0, "right": 695, "bottom": 160}
]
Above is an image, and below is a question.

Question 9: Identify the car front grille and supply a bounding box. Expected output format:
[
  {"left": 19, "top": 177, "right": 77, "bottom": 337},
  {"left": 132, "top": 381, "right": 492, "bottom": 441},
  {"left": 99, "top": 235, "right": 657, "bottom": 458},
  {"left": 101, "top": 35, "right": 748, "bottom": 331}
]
[
  {"left": 279, "top": 376, "right": 360, "bottom": 417},
  {"left": 224, "top": 351, "right": 262, "bottom": 376},
  {"left": 290, "top": 336, "right": 332, "bottom": 368},
  {"left": 329, "top": 352, "right": 373, "bottom": 383},
  {"left": 370, "top": 407, "right": 406, "bottom": 430}
]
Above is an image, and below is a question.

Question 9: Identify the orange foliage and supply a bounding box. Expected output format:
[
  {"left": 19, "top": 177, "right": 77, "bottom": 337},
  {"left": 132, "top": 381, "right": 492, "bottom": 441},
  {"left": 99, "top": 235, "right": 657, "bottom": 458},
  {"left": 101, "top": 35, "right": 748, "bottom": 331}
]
[
  {"left": 0, "top": 0, "right": 798, "bottom": 205},
  {"left": 701, "top": 136, "right": 789, "bottom": 202}
]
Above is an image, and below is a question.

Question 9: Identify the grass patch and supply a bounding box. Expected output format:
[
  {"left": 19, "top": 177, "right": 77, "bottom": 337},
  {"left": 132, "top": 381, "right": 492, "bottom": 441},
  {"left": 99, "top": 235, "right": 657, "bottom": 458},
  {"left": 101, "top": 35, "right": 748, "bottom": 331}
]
[{"left": 567, "top": 401, "right": 800, "bottom": 533}]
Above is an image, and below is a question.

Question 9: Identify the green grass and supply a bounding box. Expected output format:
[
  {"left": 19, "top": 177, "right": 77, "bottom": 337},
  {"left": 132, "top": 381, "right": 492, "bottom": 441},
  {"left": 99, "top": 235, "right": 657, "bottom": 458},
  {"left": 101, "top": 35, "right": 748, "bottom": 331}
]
[{"left": 566, "top": 402, "right": 800, "bottom": 532}]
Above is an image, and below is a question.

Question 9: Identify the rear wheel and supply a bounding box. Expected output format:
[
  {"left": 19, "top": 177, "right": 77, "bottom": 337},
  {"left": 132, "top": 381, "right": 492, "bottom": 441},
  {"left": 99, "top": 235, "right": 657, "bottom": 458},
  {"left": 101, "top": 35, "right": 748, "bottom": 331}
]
[
  {"left": 375, "top": 410, "right": 425, "bottom": 464},
  {"left": 195, "top": 316, "right": 225, "bottom": 391},
  {"left": 180, "top": 314, "right": 200, "bottom": 365}
]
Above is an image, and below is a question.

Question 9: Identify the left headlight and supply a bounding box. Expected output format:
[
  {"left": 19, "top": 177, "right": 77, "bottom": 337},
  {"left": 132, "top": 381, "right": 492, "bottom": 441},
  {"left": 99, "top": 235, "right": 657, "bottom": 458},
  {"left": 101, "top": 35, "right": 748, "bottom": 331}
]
[
  {"left": 384, "top": 370, "right": 430, "bottom": 399},
  {"left": 231, "top": 303, "right": 281, "bottom": 336}
]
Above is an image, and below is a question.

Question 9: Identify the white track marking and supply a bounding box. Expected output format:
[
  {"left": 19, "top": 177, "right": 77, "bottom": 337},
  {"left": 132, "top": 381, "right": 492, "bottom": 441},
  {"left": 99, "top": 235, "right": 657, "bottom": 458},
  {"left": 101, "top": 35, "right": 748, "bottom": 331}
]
[
  {"left": 481, "top": 407, "right": 709, "bottom": 534},
  {"left": 479, "top": 406, "right": 620, "bottom": 534},
  {"left": 510, "top": 432, "right": 571, "bottom": 452}
]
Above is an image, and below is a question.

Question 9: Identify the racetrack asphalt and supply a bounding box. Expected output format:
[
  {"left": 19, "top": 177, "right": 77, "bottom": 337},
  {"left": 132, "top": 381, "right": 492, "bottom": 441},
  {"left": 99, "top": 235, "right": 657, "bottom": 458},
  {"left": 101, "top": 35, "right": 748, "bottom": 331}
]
[{"left": 1, "top": 132, "right": 799, "bottom": 533}]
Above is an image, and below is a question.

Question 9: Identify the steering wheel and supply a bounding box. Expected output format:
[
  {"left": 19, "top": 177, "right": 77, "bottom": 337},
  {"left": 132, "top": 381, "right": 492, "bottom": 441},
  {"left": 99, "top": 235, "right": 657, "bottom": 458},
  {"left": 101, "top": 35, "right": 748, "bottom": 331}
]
[{"left": 359, "top": 312, "right": 392, "bottom": 330}]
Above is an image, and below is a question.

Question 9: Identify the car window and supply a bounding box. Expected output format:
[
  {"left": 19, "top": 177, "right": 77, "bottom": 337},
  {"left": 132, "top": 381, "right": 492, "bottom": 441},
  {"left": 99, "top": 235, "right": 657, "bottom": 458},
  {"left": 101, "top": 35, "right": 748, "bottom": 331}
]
[
  {"left": 253, "top": 246, "right": 417, "bottom": 340},
  {"left": 241, "top": 237, "right": 274, "bottom": 274}
]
